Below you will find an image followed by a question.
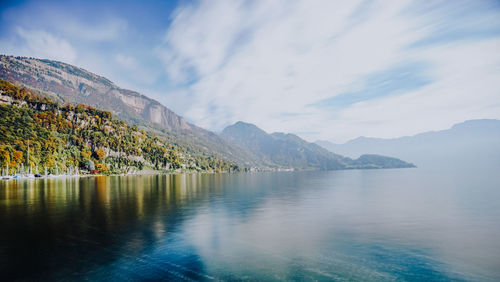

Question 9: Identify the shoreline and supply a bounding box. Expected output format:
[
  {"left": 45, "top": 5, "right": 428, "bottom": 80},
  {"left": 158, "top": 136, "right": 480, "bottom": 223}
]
[
  {"left": 0, "top": 169, "right": 235, "bottom": 180},
  {"left": 1, "top": 165, "right": 418, "bottom": 181}
]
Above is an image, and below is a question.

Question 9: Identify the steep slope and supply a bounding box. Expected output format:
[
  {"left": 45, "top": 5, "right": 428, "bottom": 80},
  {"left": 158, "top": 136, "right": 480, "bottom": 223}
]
[
  {"left": 0, "top": 80, "right": 237, "bottom": 173},
  {"left": 0, "top": 55, "right": 259, "bottom": 166},
  {"left": 316, "top": 119, "right": 500, "bottom": 169},
  {"left": 221, "top": 121, "right": 415, "bottom": 170},
  {"left": 0, "top": 55, "right": 189, "bottom": 131}
]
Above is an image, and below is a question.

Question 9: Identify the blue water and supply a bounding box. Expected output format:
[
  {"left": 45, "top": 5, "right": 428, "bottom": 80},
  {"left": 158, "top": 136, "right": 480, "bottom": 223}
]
[{"left": 1, "top": 168, "right": 499, "bottom": 281}]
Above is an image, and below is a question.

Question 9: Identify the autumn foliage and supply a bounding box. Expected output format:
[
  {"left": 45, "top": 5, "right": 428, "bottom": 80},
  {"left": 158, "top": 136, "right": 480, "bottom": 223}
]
[{"left": 0, "top": 80, "right": 237, "bottom": 174}]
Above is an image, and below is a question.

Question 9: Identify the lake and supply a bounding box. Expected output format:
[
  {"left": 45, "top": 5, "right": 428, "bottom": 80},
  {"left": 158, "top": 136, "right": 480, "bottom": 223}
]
[{"left": 1, "top": 168, "right": 499, "bottom": 281}]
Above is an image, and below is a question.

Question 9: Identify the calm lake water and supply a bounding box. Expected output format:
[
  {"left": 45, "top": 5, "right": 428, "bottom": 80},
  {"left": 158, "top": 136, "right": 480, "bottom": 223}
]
[{"left": 1, "top": 168, "right": 499, "bottom": 281}]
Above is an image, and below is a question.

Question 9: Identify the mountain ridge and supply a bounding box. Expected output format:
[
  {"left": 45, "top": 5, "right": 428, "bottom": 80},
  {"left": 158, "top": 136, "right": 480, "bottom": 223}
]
[
  {"left": 0, "top": 55, "right": 191, "bottom": 131},
  {"left": 315, "top": 119, "right": 500, "bottom": 168},
  {"left": 222, "top": 121, "right": 415, "bottom": 170},
  {"left": 318, "top": 119, "right": 500, "bottom": 146}
]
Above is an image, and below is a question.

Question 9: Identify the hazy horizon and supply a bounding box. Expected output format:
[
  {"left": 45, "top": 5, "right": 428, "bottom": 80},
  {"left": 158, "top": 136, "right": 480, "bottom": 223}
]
[{"left": 315, "top": 118, "right": 500, "bottom": 144}]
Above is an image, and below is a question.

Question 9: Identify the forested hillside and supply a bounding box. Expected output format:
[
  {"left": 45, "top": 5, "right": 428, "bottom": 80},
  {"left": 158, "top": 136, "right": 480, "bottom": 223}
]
[
  {"left": 0, "top": 55, "right": 262, "bottom": 167},
  {"left": 0, "top": 80, "right": 238, "bottom": 174}
]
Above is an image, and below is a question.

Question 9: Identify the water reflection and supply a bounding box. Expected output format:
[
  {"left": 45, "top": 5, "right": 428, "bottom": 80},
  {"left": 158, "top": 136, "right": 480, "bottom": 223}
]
[{"left": 0, "top": 170, "right": 499, "bottom": 281}]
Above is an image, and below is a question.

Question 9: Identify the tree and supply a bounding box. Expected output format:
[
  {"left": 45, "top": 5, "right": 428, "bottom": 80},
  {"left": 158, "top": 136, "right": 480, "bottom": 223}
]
[
  {"left": 0, "top": 146, "right": 11, "bottom": 169},
  {"left": 95, "top": 148, "right": 106, "bottom": 160},
  {"left": 81, "top": 148, "right": 91, "bottom": 160},
  {"left": 12, "top": 150, "right": 23, "bottom": 166},
  {"left": 96, "top": 163, "right": 107, "bottom": 173}
]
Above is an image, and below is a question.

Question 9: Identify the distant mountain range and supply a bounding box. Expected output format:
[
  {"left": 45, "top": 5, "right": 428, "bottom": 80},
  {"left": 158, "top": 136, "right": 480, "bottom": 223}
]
[
  {"left": 221, "top": 121, "right": 414, "bottom": 169},
  {"left": 316, "top": 119, "right": 500, "bottom": 169},
  {"left": 0, "top": 55, "right": 414, "bottom": 170}
]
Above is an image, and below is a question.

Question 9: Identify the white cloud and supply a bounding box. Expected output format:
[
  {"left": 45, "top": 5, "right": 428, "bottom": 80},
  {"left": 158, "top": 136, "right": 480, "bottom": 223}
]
[
  {"left": 7, "top": 27, "right": 78, "bottom": 63},
  {"left": 332, "top": 39, "right": 500, "bottom": 140},
  {"left": 2, "top": 0, "right": 498, "bottom": 143},
  {"left": 156, "top": 0, "right": 500, "bottom": 142},
  {"left": 115, "top": 53, "right": 137, "bottom": 69},
  {"left": 157, "top": 0, "right": 250, "bottom": 83},
  {"left": 60, "top": 18, "right": 128, "bottom": 42}
]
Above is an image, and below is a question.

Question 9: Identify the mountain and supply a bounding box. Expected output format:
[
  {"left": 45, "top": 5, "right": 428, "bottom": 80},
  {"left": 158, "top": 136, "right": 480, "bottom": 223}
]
[
  {"left": 221, "top": 121, "right": 415, "bottom": 170},
  {"left": 316, "top": 119, "right": 500, "bottom": 169},
  {"left": 0, "top": 55, "right": 260, "bottom": 166},
  {"left": 0, "top": 55, "right": 188, "bottom": 131},
  {"left": 0, "top": 55, "right": 415, "bottom": 171},
  {"left": 0, "top": 80, "right": 236, "bottom": 174}
]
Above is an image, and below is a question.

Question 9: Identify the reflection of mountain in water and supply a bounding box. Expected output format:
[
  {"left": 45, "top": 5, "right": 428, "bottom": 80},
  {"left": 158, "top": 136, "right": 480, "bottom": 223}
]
[
  {"left": 1, "top": 170, "right": 498, "bottom": 280},
  {"left": 0, "top": 176, "right": 210, "bottom": 280}
]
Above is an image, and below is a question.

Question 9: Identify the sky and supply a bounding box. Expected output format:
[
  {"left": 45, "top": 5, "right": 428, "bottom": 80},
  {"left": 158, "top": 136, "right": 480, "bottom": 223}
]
[{"left": 1, "top": 0, "right": 500, "bottom": 143}]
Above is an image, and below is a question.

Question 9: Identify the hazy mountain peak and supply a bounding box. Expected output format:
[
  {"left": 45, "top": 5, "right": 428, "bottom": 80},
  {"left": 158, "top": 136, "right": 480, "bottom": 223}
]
[
  {"left": 222, "top": 121, "right": 269, "bottom": 136},
  {"left": 451, "top": 119, "right": 500, "bottom": 130},
  {"left": 222, "top": 121, "right": 414, "bottom": 170},
  {"left": 231, "top": 121, "right": 262, "bottom": 130},
  {"left": 315, "top": 119, "right": 500, "bottom": 168}
]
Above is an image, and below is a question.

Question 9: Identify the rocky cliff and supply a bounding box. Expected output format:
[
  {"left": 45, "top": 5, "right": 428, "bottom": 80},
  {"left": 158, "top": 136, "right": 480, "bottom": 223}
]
[{"left": 0, "top": 55, "right": 190, "bottom": 131}]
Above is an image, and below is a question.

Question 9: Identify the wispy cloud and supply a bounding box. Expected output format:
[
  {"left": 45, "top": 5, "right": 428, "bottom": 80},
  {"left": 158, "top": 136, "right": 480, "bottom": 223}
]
[
  {"left": 115, "top": 53, "right": 137, "bottom": 69},
  {"left": 1, "top": 27, "right": 77, "bottom": 63},
  {"left": 59, "top": 18, "right": 128, "bottom": 42},
  {"left": 156, "top": 0, "right": 500, "bottom": 142},
  {"left": 1, "top": 0, "right": 499, "bottom": 142},
  {"left": 310, "top": 62, "right": 433, "bottom": 109}
]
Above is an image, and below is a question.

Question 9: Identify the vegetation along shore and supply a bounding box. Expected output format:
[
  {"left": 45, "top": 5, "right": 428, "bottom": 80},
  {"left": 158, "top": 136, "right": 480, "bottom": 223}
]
[{"left": 0, "top": 80, "right": 240, "bottom": 177}]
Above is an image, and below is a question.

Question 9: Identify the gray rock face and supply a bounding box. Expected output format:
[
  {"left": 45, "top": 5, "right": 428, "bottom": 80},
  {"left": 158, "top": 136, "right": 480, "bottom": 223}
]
[
  {"left": 0, "top": 55, "right": 191, "bottom": 132},
  {"left": 0, "top": 94, "right": 13, "bottom": 105}
]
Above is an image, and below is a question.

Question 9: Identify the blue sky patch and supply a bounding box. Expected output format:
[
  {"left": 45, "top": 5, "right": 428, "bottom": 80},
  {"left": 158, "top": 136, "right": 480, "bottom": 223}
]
[{"left": 311, "top": 62, "right": 433, "bottom": 109}]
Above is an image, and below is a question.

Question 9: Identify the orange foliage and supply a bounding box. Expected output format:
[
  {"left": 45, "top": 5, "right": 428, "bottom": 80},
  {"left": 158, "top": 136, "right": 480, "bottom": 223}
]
[
  {"left": 96, "top": 163, "right": 107, "bottom": 172},
  {"left": 95, "top": 148, "right": 106, "bottom": 160},
  {"left": 13, "top": 150, "right": 23, "bottom": 164}
]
